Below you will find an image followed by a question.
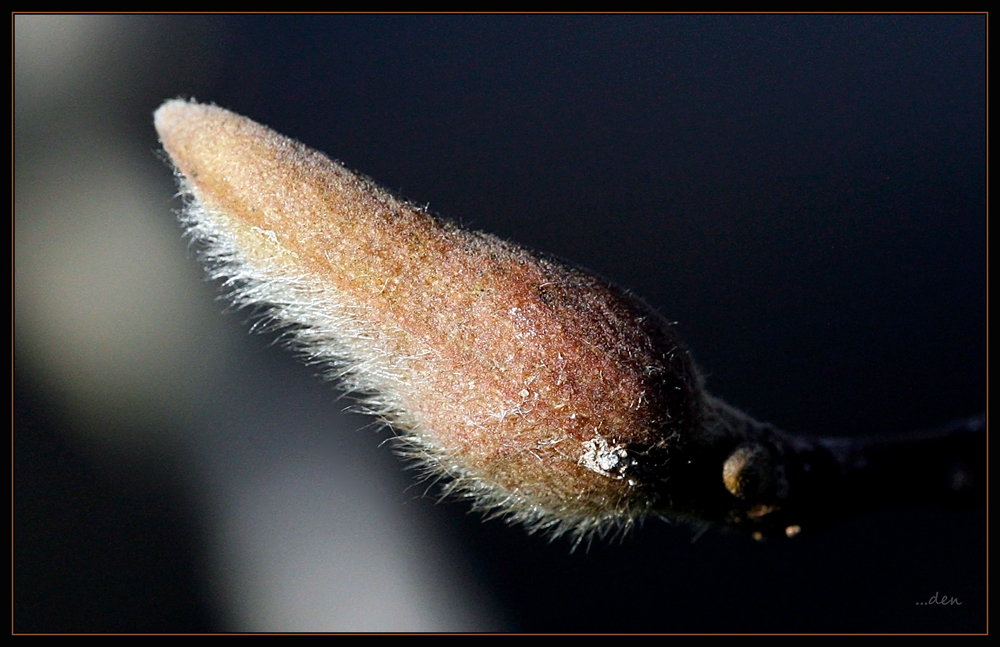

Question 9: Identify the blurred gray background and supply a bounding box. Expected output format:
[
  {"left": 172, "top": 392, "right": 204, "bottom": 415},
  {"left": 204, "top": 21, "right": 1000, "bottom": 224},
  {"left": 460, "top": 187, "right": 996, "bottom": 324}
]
[{"left": 15, "top": 15, "right": 985, "bottom": 632}]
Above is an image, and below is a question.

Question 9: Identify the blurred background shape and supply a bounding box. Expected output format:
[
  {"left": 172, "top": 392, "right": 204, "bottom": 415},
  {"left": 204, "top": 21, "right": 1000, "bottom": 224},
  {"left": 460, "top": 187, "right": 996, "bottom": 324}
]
[{"left": 15, "top": 15, "right": 501, "bottom": 632}]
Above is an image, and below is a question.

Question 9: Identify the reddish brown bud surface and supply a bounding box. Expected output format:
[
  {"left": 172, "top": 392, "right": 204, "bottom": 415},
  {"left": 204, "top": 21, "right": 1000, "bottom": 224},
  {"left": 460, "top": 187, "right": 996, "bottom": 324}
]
[{"left": 155, "top": 100, "right": 703, "bottom": 541}]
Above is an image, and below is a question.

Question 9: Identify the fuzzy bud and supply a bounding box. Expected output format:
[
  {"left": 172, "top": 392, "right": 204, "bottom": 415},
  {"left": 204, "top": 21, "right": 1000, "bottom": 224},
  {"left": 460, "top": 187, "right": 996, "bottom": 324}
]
[{"left": 155, "top": 99, "right": 704, "bottom": 541}]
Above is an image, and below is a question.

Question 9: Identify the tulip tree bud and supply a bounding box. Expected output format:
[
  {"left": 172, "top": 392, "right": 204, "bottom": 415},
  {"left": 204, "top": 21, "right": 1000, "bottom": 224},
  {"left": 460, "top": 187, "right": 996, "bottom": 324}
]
[{"left": 156, "top": 100, "right": 984, "bottom": 545}]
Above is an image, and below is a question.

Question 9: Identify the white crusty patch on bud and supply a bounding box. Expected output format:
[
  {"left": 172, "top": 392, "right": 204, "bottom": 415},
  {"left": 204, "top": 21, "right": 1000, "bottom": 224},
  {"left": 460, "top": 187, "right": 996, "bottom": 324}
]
[
  {"left": 155, "top": 99, "right": 701, "bottom": 544},
  {"left": 580, "top": 436, "right": 637, "bottom": 482}
]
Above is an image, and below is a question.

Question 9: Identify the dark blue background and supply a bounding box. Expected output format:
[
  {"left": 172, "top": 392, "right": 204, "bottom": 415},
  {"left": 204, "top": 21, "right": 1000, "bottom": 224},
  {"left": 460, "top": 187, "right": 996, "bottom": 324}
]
[{"left": 16, "top": 15, "right": 985, "bottom": 632}]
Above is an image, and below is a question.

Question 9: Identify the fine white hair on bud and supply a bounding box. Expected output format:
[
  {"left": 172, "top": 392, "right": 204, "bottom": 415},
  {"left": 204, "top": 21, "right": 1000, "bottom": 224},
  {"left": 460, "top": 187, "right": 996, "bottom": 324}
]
[
  {"left": 155, "top": 99, "right": 706, "bottom": 544},
  {"left": 156, "top": 100, "right": 987, "bottom": 545}
]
